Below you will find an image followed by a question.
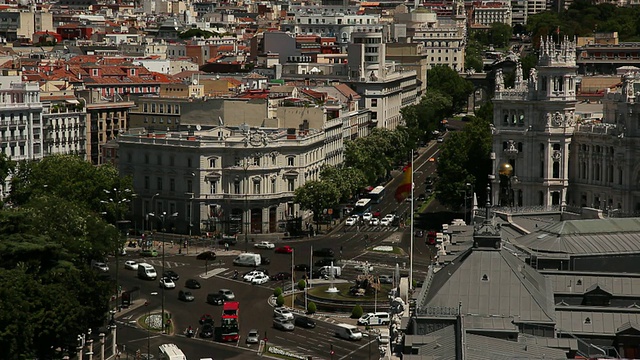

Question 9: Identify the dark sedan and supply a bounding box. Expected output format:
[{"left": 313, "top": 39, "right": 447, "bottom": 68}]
[
  {"left": 294, "top": 316, "right": 316, "bottom": 329},
  {"left": 314, "top": 258, "right": 338, "bottom": 267},
  {"left": 196, "top": 251, "right": 216, "bottom": 261},
  {"left": 185, "top": 279, "right": 201, "bottom": 289},
  {"left": 294, "top": 264, "right": 310, "bottom": 272},
  {"left": 271, "top": 272, "right": 292, "bottom": 281},
  {"left": 313, "top": 248, "right": 334, "bottom": 257},
  {"left": 200, "top": 323, "right": 214, "bottom": 338},
  {"left": 206, "top": 293, "right": 225, "bottom": 305},
  {"left": 163, "top": 270, "right": 179, "bottom": 281}
]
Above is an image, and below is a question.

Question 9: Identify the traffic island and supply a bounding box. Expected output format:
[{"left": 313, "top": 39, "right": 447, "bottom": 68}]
[
  {"left": 137, "top": 311, "right": 174, "bottom": 335},
  {"left": 288, "top": 283, "right": 394, "bottom": 314}
]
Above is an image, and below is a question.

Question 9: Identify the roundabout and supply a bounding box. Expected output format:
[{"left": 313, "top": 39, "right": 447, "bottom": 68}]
[{"left": 295, "top": 283, "right": 395, "bottom": 314}]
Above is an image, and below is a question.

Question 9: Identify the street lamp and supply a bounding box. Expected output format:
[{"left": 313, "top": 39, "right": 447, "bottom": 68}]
[
  {"left": 102, "top": 187, "right": 134, "bottom": 313},
  {"left": 498, "top": 163, "right": 515, "bottom": 209},
  {"left": 149, "top": 211, "right": 178, "bottom": 333},
  {"left": 148, "top": 193, "right": 160, "bottom": 233}
]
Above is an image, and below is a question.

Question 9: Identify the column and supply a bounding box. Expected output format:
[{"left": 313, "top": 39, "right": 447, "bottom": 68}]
[{"left": 262, "top": 207, "right": 270, "bottom": 234}]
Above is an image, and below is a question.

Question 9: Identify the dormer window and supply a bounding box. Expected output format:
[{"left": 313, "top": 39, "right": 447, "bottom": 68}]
[
  {"left": 481, "top": 274, "right": 489, "bottom": 281},
  {"left": 584, "top": 317, "right": 591, "bottom": 324},
  {"left": 130, "top": 68, "right": 136, "bottom": 76},
  {"left": 92, "top": 69, "right": 98, "bottom": 76}
]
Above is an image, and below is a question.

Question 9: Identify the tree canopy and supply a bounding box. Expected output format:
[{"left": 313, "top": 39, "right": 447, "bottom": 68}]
[
  {"left": 0, "top": 155, "right": 124, "bottom": 359},
  {"left": 426, "top": 65, "right": 474, "bottom": 114}
]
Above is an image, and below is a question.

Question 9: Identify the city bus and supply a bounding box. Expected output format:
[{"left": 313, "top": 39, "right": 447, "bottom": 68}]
[
  {"left": 158, "top": 343, "right": 187, "bottom": 360},
  {"left": 221, "top": 301, "right": 240, "bottom": 342},
  {"left": 365, "top": 186, "right": 386, "bottom": 204},
  {"left": 353, "top": 198, "right": 372, "bottom": 216}
]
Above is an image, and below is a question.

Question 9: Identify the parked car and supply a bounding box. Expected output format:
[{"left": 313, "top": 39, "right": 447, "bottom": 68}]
[
  {"left": 273, "top": 308, "right": 294, "bottom": 321},
  {"left": 200, "top": 313, "right": 214, "bottom": 325},
  {"left": 218, "top": 289, "right": 235, "bottom": 300},
  {"left": 185, "top": 279, "right": 201, "bottom": 289},
  {"left": 294, "top": 316, "right": 316, "bottom": 329},
  {"left": 372, "top": 209, "right": 382, "bottom": 218},
  {"left": 178, "top": 290, "right": 195, "bottom": 302},
  {"left": 246, "top": 329, "right": 260, "bottom": 344},
  {"left": 163, "top": 270, "right": 179, "bottom": 281},
  {"left": 159, "top": 277, "right": 175, "bottom": 289},
  {"left": 124, "top": 260, "right": 138, "bottom": 270},
  {"left": 294, "top": 264, "right": 310, "bottom": 272},
  {"left": 275, "top": 245, "right": 293, "bottom": 254},
  {"left": 273, "top": 317, "right": 295, "bottom": 331},
  {"left": 206, "top": 293, "right": 225, "bottom": 305},
  {"left": 379, "top": 275, "right": 393, "bottom": 284},
  {"left": 200, "top": 323, "right": 214, "bottom": 338},
  {"left": 315, "top": 258, "right": 338, "bottom": 267},
  {"left": 140, "top": 249, "right": 158, "bottom": 257},
  {"left": 437, "top": 136, "right": 445, "bottom": 143},
  {"left": 254, "top": 241, "right": 275, "bottom": 249},
  {"left": 362, "top": 212, "right": 373, "bottom": 221},
  {"left": 271, "top": 272, "right": 292, "bottom": 281},
  {"left": 313, "top": 248, "right": 335, "bottom": 257},
  {"left": 370, "top": 218, "right": 380, "bottom": 226},
  {"left": 380, "top": 218, "right": 392, "bottom": 226},
  {"left": 345, "top": 216, "right": 357, "bottom": 226},
  {"left": 251, "top": 273, "right": 270, "bottom": 285}
]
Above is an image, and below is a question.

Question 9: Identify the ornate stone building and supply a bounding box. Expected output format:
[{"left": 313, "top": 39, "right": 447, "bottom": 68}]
[{"left": 491, "top": 37, "right": 578, "bottom": 208}]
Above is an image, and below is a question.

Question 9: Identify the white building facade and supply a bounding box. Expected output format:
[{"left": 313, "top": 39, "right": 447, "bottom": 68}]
[
  {"left": 0, "top": 76, "right": 43, "bottom": 162},
  {"left": 117, "top": 126, "right": 328, "bottom": 236}
]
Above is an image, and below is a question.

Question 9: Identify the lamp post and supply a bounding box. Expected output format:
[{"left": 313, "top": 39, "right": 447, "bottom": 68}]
[
  {"left": 102, "top": 187, "right": 134, "bottom": 313},
  {"left": 149, "top": 212, "right": 178, "bottom": 334},
  {"left": 148, "top": 193, "right": 160, "bottom": 233},
  {"left": 498, "top": 163, "right": 515, "bottom": 210}
]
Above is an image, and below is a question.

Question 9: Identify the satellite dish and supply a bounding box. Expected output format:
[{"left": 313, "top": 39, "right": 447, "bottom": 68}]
[
  {"left": 192, "top": 79, "right": 198, "bottom": 85},
  {"left": 196, "top": 124, "right": 202, "bottom": 131}
]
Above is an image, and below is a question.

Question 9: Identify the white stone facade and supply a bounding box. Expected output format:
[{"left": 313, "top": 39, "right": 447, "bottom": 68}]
[
  {"left": 0, "top": 76, "right": 43, "bottom": 162},
  {"left": 117, "top": 126, "right": 328, "bottom": 235}
]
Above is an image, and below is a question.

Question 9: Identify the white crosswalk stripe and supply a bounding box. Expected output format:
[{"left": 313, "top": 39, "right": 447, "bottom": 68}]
[{"left": 133, "top": 259, "right": 189, "bottom": 268}]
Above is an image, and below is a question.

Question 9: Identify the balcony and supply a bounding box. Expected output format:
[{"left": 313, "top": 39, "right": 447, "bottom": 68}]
[{"left": 201, "top": 191, "right": 294, "bottom": 202}]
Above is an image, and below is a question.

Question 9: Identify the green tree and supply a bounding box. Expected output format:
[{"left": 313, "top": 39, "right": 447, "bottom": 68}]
[
  {"left": 276, "top": 294, "right": 285, "bottom": 307},
  {"left": 307, "top": 301, "right": 317, "bottom": 314},
  {"left": 426, "top": 65, "right": 474, "bottom": 113},
  {"left": 178, "top": 28, "right": 215, "bottom": 39},
  {"left": 320, "top": 166, "right": 367, "bottom": 203},
  {"left": 489, "top": 23, "right": 513, "bottom": 48},
  {"left": 344, "top": 128, "right": 408, "bottom": 184},
  {"left": 297, "top": 280, "right": 306, "bottom": 290},
  {"left": 273, "top": 287, "right": 283, "bottom": 297},
  {"left": 294, "top": 181, "right": 340, "bottom": 227},
  {"left": 351, "top": 305, "right": 364, "bottom": 318},
  {"left": 435, "top": 116, "right": 492, "bottom": 208},
  {"left": 474, "top": 101, "right": 494, "bottom": 123}
]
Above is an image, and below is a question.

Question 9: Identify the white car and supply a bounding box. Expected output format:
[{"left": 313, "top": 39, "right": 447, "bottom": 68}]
[
  {"left": 370, "top": 218, "right": 380, "bottom": 226},
  {"left": 346, "top": 216, "right": 358, "bottom": 226},
  {"left": 380, "top": 218, "right": 392, "bottom": 226},
  {"left": 354, "top": 263, "right": 374, "bottom": 272},
  {"left": 384, "top": 214, "right": 395, "bottom": 221},
  {"left": 362, "top": 212, "right": 373, "bottom": 221},
  {"left": 273, "top": 308, "right": 294, "bottom": 321},
  {"left": 254, "top": 241, "right": 275, "bottom": 249},
  {"left": 251, "top": 273, "right": 270, "bottom": 285},
  {"left": 92, "top": 262, "right": 109, "bottom": 272},
  {"left": 244, "top": 270, "right": 266, "bottom": 282},
  {"left": 159, "top": 277, "right": 176, "bottom": 289},
  {"left": 124, "top": 260, "right": 138, "bottom": 270}
]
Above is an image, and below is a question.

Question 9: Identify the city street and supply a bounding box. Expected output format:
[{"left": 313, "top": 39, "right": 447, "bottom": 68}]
[{"left": 113, "top": 140, "right": 446, "bottom": 359}]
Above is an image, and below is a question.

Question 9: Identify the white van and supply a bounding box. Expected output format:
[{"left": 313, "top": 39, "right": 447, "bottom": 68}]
[
  {"left": 233, "top": 253, "right": 261, "bottom": 267},
  {"left": 358, "top": 312, "right": 390, "bottom": 326},
  {"left": 137, "top": 263, "right": 157, "bottom": 280},
  {"left": 158, "top": 343, "right": 186, "bottom": 360},
  {"left": 335, "top": 323, "right": 362, "bottom": 340},
  {"left": 320, "top": 266, "right": 341, "bottom": 277}
]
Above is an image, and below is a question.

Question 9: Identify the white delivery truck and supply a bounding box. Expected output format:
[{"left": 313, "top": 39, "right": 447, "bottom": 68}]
[
  {"left": 137, "top": 263, "right": 157, "bottom": 280},
  {"left": 335, "top": 323, "right": 363, "bottom": 340},
  {"left": 158, "top": 343, "right": 186, "bottom": 360},
  {"left": 233, "top": 253, "right": 261, "bottom": 267},
  {"left": 319, "top": 266, "right": 342, "bottom": 277}
]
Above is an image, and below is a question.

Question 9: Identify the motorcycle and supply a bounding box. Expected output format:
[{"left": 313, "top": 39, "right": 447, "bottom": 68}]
[
  {"left": 186, "top": 327, "right": 194, "bottom": 338},
  {"left": 232, "top": 271, "right": 239, "bottom": 280}
]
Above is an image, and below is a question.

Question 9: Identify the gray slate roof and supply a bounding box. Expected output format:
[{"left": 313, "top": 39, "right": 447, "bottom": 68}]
[
  {"left": 418, "top": 248, "right": 556, "bottom": 324},
  {"left": 556, "top": 310, "right": 640, "bottom": 335},
  {"left": 404, "top": 325, "right": 568, "bottom": 360},
  {"left": 513, "top": 217, "right": 640, "bottom": 255}
]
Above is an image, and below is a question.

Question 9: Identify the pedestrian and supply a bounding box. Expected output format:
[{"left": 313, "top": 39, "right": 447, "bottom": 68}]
[{"left": 225, "top": 242, "right": 229, "bottom": 251}]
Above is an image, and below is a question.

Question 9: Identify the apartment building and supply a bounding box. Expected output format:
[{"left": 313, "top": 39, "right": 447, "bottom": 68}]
[
  {"left": 40, "top": 89, "right": 87, "bottom": 159},
  {"left": 117, "top": 125, "right": 327, "bottom": 235},
  {"left": 0, "top": 76, "right": 43, "bottom": 163}
]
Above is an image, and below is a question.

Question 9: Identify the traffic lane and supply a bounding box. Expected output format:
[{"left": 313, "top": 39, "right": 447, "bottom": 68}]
[
  {"left": 117, "top": 322, "right": 255, "bottom": 360},
  {"left": 268, "top": 318, "right": 374, "bottom": 360}
]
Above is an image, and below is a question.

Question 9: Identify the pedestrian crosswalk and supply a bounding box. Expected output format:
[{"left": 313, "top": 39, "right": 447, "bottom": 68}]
[
  {"left": 134, "top": 258, "right": 189, "bottom": 269},
  {"left": 344, "top": 225, "right": 402, "bottom": 232}
]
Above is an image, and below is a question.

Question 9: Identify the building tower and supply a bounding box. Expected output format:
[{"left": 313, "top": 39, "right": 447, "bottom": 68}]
[{"left": 491, "top": 36, "right": 578, "bottom": 209}]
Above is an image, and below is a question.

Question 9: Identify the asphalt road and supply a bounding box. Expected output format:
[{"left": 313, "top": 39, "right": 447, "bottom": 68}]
[{"left": 113, "top": 139, "right": 448, "bottom": 359}]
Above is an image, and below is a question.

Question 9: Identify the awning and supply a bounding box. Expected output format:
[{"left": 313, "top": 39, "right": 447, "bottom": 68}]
[{"left": 65, "top": 99, "right": 80, "bottom": 104}]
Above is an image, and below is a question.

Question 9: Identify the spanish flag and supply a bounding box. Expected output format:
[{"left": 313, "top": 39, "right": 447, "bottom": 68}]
[{"left": 395, "top": 163, "right": 412, "bottom": 202}]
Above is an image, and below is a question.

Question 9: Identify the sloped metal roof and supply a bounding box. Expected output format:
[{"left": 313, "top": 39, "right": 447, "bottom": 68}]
[
  {"left": 419, "top": 248, "right": 556, "bottom": 324},
  {"left": 556, "top": 310, "right": 640, "bottom": 335},
  {"left": 545, "top": 272, "right": 640, "bottom": 297},
  {"left": 513, "top": 218, "right": 640, "bottom": 255},
  {"left": 405, "top": 325, "right": 568, "bottom": 360}
]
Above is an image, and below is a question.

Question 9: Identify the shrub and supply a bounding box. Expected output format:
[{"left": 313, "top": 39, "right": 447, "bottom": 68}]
[
  {"left": 276, "top": 294, "right": 285, "bottom": 307},
  {"left": 307, "top": 301, "right": 317, "bottom": 314},
  {"left": 297, "top": 280, "right": 306, "bottom": 290},
  {"left": 351, "top": 305, "right": 363, "bottom": 318},
  {"left": 273, "top": 287, "right": 283, "bottom": 297}
]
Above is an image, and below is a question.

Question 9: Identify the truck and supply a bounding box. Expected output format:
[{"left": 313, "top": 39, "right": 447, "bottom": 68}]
[
  {"left": 335, "top": 323, "right": 362, "bottom": 341},
  {"left": 158, "top": 343, "right": 186, "bottom": 360},
  {"left": 232, "top": 253, "right": 261, "bottom": 267},
  {"left": 138, "top": 263, "right": 157, "bottom": 280}
]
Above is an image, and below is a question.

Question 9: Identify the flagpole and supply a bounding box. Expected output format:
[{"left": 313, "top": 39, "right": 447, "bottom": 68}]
[{"left": 409, "top": 149, "right": 414, "bottom": 291}]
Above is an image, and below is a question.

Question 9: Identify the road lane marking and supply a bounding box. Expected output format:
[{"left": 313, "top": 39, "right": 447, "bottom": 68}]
[
  {"left": 338, "top": 340, "right": 377, "bottom": 360},
  {"left": 127, "top": 335, "right": 161, "bottom": 343}
]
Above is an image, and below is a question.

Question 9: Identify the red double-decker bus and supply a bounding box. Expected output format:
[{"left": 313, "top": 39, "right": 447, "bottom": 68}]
[{"left": 221, "top": 301, "right": 240, "bottom": 342}]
